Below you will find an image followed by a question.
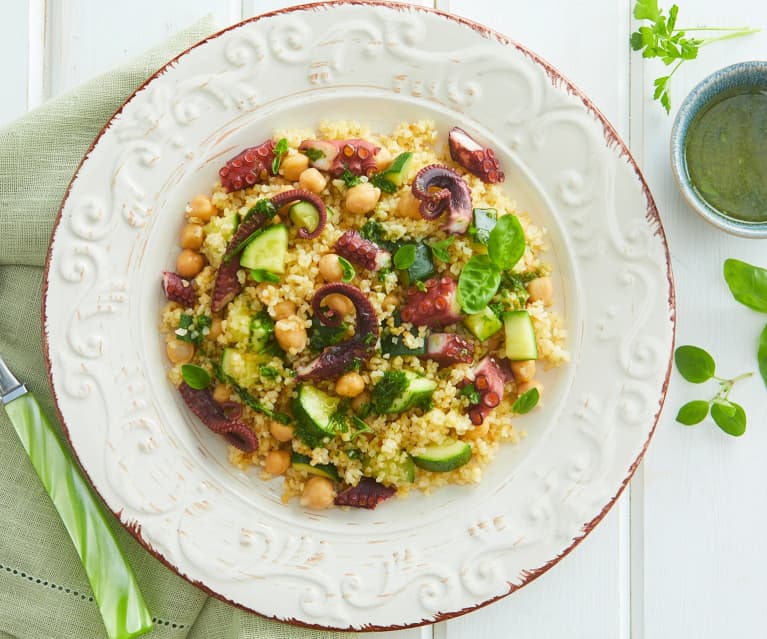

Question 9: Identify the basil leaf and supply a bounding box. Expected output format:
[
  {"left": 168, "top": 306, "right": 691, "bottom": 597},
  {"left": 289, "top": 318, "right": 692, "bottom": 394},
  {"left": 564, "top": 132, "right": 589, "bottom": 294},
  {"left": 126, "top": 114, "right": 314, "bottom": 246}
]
[
  {"left": 338, "top": 256, "right": 356, "bottom": 283},
  {"left": 674, "top": 345, "right": 715, "bottom": 383},
  {"left": 271, "top": 137, "right": 289, "bottom": 174},
  {"left": 711, "top": 401, "right": 746, "bottom": 436},
  {"left": 457, "top": 255, "right": 501, "bottom": 314},
  {"left": 512, "top": 387, "right": 539, "bottom": 414},
  {"left": 759, "top": 324, "right": 767, "bottom": 389},
  {"left": 251, "top": 269, "right": 280, "bottom": 283},
  {"left": 394, "top": 243, "right": 417, "bottom": 270},
  {"left": 302, "top": 147, "right": 325, "bottom": 162},
  {"left": 428, "top": 237, "right": 455, "bottom": 262},
  {"left": 675, "top": 400, "right": 708, "bottom": 425},
  {"left": 723, "top": 258, "right": 767, "bottom": 313},
  {"left": 181, "top": 364, "right": 211, "bottom": 390},
  {"left": 488, "top": 214, "right": 526, "bottom": 271}
]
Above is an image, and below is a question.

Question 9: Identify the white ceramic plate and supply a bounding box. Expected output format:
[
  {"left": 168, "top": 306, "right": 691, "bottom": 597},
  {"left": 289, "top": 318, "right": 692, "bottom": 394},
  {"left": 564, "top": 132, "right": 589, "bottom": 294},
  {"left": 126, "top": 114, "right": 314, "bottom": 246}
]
[{"left": 43, "top": 2, "right": 675, "bottom": 630}]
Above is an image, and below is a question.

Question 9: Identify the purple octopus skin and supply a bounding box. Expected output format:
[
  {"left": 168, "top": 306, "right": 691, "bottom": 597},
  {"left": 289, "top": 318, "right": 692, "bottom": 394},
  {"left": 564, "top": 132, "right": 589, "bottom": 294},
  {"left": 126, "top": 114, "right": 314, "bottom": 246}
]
[
  {"left": 466, "top": 356, "right": 507, "bottom": 426},
  {"left": 410, "top": 164, "right": 473, "bottom": 234},
  {"left": 400, "top": 276, "right": 463, "bottom": 327},
  {"left": 162, "top": 271, "right": 196, "bottom": 307},
  {"left": 295, "top": 283, "right": 380, "bottom": 381},
  {"left": 335, "top": 230, "right": 391, "bottom": 272},
  {"left": 178, "top": 382, "right": 258, "bottom": 452},
  {"left": 422, "top": 333, "right": 475, "bottom": 366},
  {"left": 269, "top": 188, "right": 328, "bottom": 240},
  {"left": 300, "top": 138, "right": 380, "bottom": 177},
  {"left": 448, "top": 127, "right": 505, "bottom": 184},
  {"left": 218, "top": 139, "right": 276, "bottom": 192},
  {"left": 334, "top": 477, "right": 396, "bottom": 509}
]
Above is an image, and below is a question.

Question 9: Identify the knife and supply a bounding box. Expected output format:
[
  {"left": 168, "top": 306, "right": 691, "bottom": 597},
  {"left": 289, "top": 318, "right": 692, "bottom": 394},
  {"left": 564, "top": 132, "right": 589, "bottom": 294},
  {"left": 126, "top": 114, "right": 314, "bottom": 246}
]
[{"left": 0, "top": 355, "right": 153, "bottom": 639}]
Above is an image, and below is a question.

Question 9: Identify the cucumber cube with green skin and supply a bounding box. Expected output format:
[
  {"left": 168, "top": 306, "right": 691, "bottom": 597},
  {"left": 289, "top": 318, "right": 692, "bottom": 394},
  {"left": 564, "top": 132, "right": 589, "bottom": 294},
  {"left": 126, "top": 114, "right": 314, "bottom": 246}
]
[
  {"left": 289, "top": 201, "right": 320, "bottom": 234},
  {"left": 240, "top": 224, "right": 288, "bottom": 273},
  {"left": 374, "top": 152, "right": 413, "bottom": 188},
  {"left": 464, "top": 307, "right": 503, "bottom": 341},
  {"left": 249, "top": 312, "right": 274, "bottom": 353},
  {"left": 412, "top": 439, "right": 472, "bottom": 472},
  {"left": 470, "top": 208, "right": 497, "bottom": 245},
  {"left": 373, "top": 370, "right": 437, "bottom": 414},
  {"left": 291, "top": 453, "right": 340, "bottom": 481},
  {"left": 504, "top": 310, "right": 538, "bottom": 360},
  {"left": 291, "top": 384, "right": 341, "bottom": 447},
  {"left": 399, "top": 243, "right": 435, "bottom": 285},
  {"left": 221, "top": 348, "right": 267, "bottom": 388}
]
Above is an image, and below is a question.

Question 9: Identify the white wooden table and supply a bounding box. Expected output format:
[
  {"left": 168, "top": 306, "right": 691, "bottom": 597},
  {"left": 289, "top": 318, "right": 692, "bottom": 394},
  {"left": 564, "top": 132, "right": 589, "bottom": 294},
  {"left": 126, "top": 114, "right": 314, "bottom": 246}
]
[{"left": 3, "top": 1, "right": 767, "bottom": 637}]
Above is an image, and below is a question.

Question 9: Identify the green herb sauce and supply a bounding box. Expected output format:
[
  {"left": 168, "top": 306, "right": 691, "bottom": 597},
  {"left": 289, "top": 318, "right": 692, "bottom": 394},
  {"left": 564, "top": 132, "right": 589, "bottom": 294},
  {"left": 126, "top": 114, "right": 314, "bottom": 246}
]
[{"left": 685, "top": 87, "right": 767, "bottom": 223}]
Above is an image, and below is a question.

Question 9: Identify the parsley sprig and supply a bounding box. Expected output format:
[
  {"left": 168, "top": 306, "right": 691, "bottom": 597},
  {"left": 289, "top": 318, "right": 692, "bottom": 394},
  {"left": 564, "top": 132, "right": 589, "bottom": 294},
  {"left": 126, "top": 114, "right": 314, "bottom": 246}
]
[{"left": 630, "top": 0, "right": 759, "bottom": 113}]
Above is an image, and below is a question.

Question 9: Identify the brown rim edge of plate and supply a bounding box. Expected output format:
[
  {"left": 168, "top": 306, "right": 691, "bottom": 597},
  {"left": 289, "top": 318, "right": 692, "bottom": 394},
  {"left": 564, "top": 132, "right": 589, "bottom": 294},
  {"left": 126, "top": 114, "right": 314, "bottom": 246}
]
[{"left": 41, "top": 0, "right": 677, "bottom": 632}]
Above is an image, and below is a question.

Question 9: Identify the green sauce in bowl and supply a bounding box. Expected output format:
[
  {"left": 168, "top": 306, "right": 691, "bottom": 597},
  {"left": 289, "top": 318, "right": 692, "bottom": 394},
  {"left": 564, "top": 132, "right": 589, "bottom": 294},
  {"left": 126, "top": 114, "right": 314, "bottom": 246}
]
[{"left": 684, "top": 87, "right": 767, "bottom": 223}]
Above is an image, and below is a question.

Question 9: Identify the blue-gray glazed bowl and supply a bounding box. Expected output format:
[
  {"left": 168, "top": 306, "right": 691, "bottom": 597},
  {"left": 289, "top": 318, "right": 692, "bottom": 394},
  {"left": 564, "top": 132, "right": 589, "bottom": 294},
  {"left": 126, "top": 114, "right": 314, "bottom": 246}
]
[{"left": 670, "top": 60, "right": 767, "bottom": 238}]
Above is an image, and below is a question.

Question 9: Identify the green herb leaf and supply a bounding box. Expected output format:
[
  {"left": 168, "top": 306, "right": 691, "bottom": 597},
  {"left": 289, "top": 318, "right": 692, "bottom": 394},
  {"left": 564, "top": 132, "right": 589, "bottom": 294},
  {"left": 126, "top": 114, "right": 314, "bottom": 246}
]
[
  {"left": 711, "top": 401, "right": 746, "bottom": 436},
  {"left": 176, "top": 314, "right": 211, "bottom": 346},
  {"left": 723, "top": 258, "right": 767, "bottom": 313},
  {"left": 340, "top": 167, "right": 362, "bottom": 188},
  {"left": 457, "top": 255, "right": 501, "bottom": 314},
  {"left": 675, "top": 345, "right": 716, "bottom": 383},
  {"left": 338, "top": 256, "right": 356, "bottom": 283},
  {"left": 271, "top": 138, "right": 289, "bottom": 174},
  {"left": 458, "top": 383, "right": 480, "bottom": 405},
  {"left": 415, "top": 280, "right": 427, "bottom": 292},
  {"left": 512, "top": 387, "right": 540, "bottom": 414},
  {"left": 394, "top": 243, "right": 417, "bottom": 270},
  {"left": 259, "top": 365, "right": 279, "bottom": 380},
  {"left": 350, "top": 416, "right": 371, "bottom": 441},
  {"left": 488, "top": 214, "right": 526, "bottom": 270},
  {"left": 181, "top": 364, "right": 211, "bottom": 390},
  {"left": 250, "top": 269, "right": 280, "bottom": 283},
  {"left": 302, "top": 147, "right": 325, "bottom": 162},
  {"left": 633, "top": 0, "right": 660, "bottom": 21},
  {"left": 428, "top": 237, "right": 455, "bottom": 262},
  {"left": 308, "top": 316, "right": 348, "bottom": 351},
  {"left": 675, "top": 400, "right": 709, "bottom": 425},
  {"left": 360, "top": 219, "right": 385, "bottom": 243},
  {"left": 370, "top": 173, "right": 397, "bottom": 193},
  {"left": 758, "top": 324, "right": 767, "bottom": 389},
  {"left": 371, "top": 370, "right": 409, "bottom": 414}
]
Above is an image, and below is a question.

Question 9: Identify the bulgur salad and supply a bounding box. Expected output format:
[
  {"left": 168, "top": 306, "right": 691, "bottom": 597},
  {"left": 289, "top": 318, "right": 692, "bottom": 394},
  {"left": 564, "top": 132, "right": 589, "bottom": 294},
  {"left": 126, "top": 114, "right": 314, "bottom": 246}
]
[{"left": 160, "top": 120, "right": 568, "bottom": 511}]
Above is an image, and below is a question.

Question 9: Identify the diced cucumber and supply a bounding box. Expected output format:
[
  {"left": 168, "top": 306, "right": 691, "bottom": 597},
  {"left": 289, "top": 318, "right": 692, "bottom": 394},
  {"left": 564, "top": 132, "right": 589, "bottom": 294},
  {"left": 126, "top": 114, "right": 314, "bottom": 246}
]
[
  {"left": 375, "top": 152, "right": 413, "bottom": 188},
  {"left": 362, "top": 452, "right": 416, "bottom": 484},
  {"left": 470, "top": 208, "right": 497, "bottom": 245},
  {"left": 249, "top": 311, "right": 274, "bottom": 353},
  {"left": 289, "top": 201, "right": 320, "bottom": 234},
  {"left": 386, "top": 371, "right": 437, "bottom": 413},
  {"left": 504, "top": 310, "right": 538, "bottom": 360},
  {"left": 221, "top": 348, "right": 264, "bottom": 388},
  {"left": 398, "top": 242, "right": 435, "bottom": 285},
  {"left": 291, "top": 384, "right": 341, "bottom": 447},
  {"left": 387, "top": 454, "right": 416, "bottom": 483},
  {"left": 464, "top": 307, "right": 503, "bottom": 341},
  {"left": 291, "top": 453, "right": 340, "bottom": 482},
  {"left": 239, "top": 224, "right": 288, "bottom": 274},
  {"left": 412, "top": 439, "right": 472, "bottom": 472}
]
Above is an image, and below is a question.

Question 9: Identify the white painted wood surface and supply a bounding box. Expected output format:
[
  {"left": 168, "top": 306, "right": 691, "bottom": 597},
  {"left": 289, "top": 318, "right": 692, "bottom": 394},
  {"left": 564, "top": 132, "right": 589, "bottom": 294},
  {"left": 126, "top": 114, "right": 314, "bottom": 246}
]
[{"left": 2, "top": 1, "right": 766, "bottom": 637}]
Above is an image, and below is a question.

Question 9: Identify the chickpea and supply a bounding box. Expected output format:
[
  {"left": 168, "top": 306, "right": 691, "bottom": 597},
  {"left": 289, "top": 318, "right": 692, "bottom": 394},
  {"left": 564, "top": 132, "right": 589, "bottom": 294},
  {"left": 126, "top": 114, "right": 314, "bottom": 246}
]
[
  {"left": 300, "top": 476, "right": 335, "bottom": 510},
  {"left": 270, "top": 421, "right": 295, "bottom": 442},
  {"left": 517, "top": 380, "right": 544, "bottom": 398},
  {"left": 345, "top": 182, "right": 381, "bottom": 214},
  {"left": 274, "top": 318, "right": 308, "bottom": 352},
  {"left": 187, "top": 194, "right": 215, "bottom": 222},
  {"left": 396, "top": 190, "right": 422, "bottom": 219},
  {"left": 350, "top": 390, "right": 371, "bottom": 412},
  {"left": 526, "top": 277, "right": 553, "bottom": 307},
  {"left": 464, "top": 421, "right": 489, "bottom": 441},
  {"left": 382, "top": 293, "right": 399, "bottom": 311},
  {"left": 298, "top": 167, "right": 327, "bottom": 193},
  {"left": 166, "top": 339, "right": 194, "bottom": 364},
  {"left": 179, "top": 223, "right": 204, "bottom": 249},
  {"left": 212, "top": 383, "right": 230, "bottom": 403},
  {"left": 264, "top": 450, "right": 291, "bottom": 476},
  {"left": 208, "top": 317, "right": 222, "bottom": 340},
  {"left": 510, "top": 360, "right": 536, "bottom": 384},
  {"left": 176, "top": 249, "right": 205, "bottom": 278},
  {"left": 335, "top": 372, "right": 365, "bottom": 398},
  {"left": 318, "top": 253, "right": 344, "bottom": 282},
  {"left": 280, "top": 153, "right": 310, "bottom": 181},
  {"left": 323, "top": 293, "right": 354, "bottom": 317},
  {"left": 272, "top": 300, "right": 297, "bottom": 321},
  {"left": 375, "top": 147, "right": 393, "bottom": 171}
]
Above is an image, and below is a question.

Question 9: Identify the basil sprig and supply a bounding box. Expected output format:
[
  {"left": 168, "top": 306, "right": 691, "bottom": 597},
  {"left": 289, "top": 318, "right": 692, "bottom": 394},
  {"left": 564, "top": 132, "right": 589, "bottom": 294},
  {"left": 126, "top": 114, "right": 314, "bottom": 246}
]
[{"left": 181, "top": 364, "right": 211, "bottom": 390}]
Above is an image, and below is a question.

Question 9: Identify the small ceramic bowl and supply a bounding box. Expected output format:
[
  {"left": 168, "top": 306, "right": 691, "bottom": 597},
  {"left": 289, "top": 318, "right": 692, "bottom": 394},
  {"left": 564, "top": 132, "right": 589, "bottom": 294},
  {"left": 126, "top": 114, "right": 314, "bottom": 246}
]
[{"left": 670, "top": 60, "right": 767, "bottom": 238}]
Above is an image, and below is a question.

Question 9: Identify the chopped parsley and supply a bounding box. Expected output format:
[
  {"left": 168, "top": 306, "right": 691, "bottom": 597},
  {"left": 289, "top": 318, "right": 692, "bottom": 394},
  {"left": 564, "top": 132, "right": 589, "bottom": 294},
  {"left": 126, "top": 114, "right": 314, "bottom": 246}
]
[
  {"left": 370, "top": 173, "right": 398, "bottom": 193},
  {"left": 259, "top": 365, "right": 279, "bottom": 380},
  {"left": 308, "top": 316, "right": 348, "bottom": 351},
  {"left": 345, "top": 357, "right": 363, "bottom": 372},
  {"left": 350, "top": 416, "right": 371, "bottom": 441},
  {"left": 458, "top": 382, "right": 481, "bottom": 405},
  {"left": 415, "top": 280, "right": 427, "bottom": 293},
  {"left": 302, "top": 147, "right": 325, "bottom": 162},
  {"left": 370, "top": 370, "right": 408, "bottom": 414},
  {"left": 360, "top": 219, "right": 385, "bottom": 243},
  {"left": 340, "top": 166, "right": 362, "bottom": 188},
  {"left": 243, "top": 198, "right": 275, "bottom": 224},
  {"left": 271, "top": 137, "right": 289, "bottom": 174},
  {"left": 175, "top": 314, "right": 211, "bottom": 346}
]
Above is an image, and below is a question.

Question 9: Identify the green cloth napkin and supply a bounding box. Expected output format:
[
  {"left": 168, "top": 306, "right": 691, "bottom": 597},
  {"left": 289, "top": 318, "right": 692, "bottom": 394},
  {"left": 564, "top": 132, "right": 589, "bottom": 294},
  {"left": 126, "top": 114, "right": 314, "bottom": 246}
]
[{"left": 0, "top": 17, "right": 353, "bottom": 639}]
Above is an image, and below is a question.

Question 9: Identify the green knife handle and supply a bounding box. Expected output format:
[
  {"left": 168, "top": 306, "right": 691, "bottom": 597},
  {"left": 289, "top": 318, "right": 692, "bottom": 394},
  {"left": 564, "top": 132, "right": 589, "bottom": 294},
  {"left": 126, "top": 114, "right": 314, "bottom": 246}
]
[{"left": 5, "top": 393, "right": 153, "bottom": 639}]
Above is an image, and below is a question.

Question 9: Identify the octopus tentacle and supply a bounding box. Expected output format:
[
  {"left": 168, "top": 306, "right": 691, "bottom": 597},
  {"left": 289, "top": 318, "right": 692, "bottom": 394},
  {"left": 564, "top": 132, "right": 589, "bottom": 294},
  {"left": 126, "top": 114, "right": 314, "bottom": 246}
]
[
  {"left": 219, "top": 139, "right": 276, "bottom": 192},
  {"left": 464, "top": 356, "right": 507, "bottom": 426},
  {"left": 312, "top": 283, "right": 379, "bottom": 339},
  {"left": 334, "top": 477, "right": 396, "bottom": 509},
  {"left": 300, "top": 138, "right": 380, "bottom": 177},
  {"left": 448, "top": 127, "right": 505, "bottom": 184},
  {"left": 269, "top": 188, "right": 327, "bottom": 239},
  {"left": 411, "top": 165, "right": 473, "bottom": 234},
  {"left": 162, "top": 271, "right": 196, "bottom": 307},
  {"left": 335, "top": 230, "right": 391, "bottom": 272}
]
